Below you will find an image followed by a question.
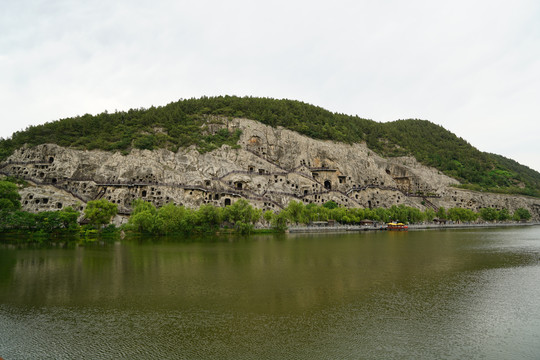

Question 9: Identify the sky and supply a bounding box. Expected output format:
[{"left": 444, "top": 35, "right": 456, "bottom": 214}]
[{"left": 1, "top": 0, "right": 540, "bottom": 172}]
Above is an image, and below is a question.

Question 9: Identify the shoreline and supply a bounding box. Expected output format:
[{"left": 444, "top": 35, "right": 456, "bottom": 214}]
[{"left": 287, "top": 221, "right": 540, "bottom": 233}]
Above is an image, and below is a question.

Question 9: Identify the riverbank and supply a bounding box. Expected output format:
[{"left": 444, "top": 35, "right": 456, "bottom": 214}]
[
  {"left": 287, "top": 221, "right": 540, "bottom": 233},
  {"left": 408, "top": 221, "right": 540, "bottom": 230}
]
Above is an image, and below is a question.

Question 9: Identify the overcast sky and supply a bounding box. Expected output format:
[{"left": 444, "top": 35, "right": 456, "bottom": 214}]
[{"left": 2, "top": 0, "right": 539, "bottom": 171}]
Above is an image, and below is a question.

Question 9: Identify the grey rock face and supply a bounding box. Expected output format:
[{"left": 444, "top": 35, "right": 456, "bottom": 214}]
[{"left": 2, "top": 118, "right": 539, "bottom": 220}]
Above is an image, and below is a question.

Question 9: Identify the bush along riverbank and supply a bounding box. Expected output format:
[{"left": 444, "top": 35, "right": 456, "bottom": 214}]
[
  {"left": 0, "top": 176, "right": 535, "bottom": 241},
  {"left": 107, "top": 199, "right": 534, "bottom": 236},
  {"left": 288, "top": 220, "right": 540, "bottom": 233}
]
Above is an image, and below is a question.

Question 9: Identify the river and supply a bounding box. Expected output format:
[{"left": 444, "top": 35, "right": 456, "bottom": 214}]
[{"left": 1, "top": 226, "right": 539, "bottom": 359}]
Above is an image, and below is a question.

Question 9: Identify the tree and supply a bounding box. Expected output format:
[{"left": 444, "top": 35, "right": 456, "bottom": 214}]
[
  {"left": 322, "top": 200, "right": 338, "bottom": 210},
  {"left": 285, "top": 201, "right": 306, "bottom": 224},
  {"left": 330, "top": 207, "right": 348, "bottom": 223},
  {"left": 129, "top": 209, "right": 162, "bottom": 233},
  {"left": 0, "top": 211, "right": 35, "bottom": 231},
  {"left": 271, "top": 210, "right": 288, "bottom": 231},
  {"left": 436, "top": 207, "right": 447, "bottom": 220},
  {"left": 375, "top": 207, "right": 390, "bottom": 223},
  {"left": 157, "top": 203, "right": 187, "bottom": 234},
  {"left": 84, "top": 199, "right": 118, "bottom": 228},
  {"left": 127, "top": 199, "right": 162, "bottom": 233},
  {"left": 195, "top": 204, "right": 223, "bottom": 232},
  {"left": 132, "top": 199, "right": 157, "bottom": 215},
  {"left": 450, "top": 207, "right": 478, "bottom": 222},
  {"left": 0, "top": 180, "right": 21, "bottom": 211},
  {"left": 263, "top": 210, "right": 274, "bottom": 225},
  {"left": 424, "top": 208, "right": 436, "bottom": 222},
  {"left": 408, "top": 207, "right": 425, "bottom": 223},
  {"left": 498, "top": 208, "right": 511, "bottom": 221},
  {"left": 223, "top": 199, "right": 261, "bottom": 233},
  {"left": 479, "top": 207, "right": 498, "bottom": 222},
  {"left": 57, "top": 207, "right": 80, "bottom": 230},
  {"left": 513, "top": 208, "right": 531, "bottom": 221},
  {"left": 388, "top": 205, "right": 410, "bottom": 223}
]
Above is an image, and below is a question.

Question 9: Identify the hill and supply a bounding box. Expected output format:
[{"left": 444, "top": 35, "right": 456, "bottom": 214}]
[{"left": 1, "top": 95, "right": 539, "bottom": 197}]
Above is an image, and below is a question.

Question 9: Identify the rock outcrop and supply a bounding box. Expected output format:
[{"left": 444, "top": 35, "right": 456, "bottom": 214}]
[{"left": 2, "top": 117, "right": 539, "bottom": 221}]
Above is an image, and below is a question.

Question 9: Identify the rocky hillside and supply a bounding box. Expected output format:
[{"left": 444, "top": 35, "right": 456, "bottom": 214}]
[
  {"left": 1, "top": 117, "right": 539, "bottom": 221},
  {"left": 2, "top": 96, "right": 539, "bottom": 197}
]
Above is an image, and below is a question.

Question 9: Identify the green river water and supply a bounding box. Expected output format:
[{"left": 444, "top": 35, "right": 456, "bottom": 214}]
[{"left": 1, "top": 226, "right": 540, "bottom": 359}]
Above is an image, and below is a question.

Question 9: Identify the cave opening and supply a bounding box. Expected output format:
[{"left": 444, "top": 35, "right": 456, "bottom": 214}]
[{"left": 324, "top": 180, "right": 332, "bottom": 190}]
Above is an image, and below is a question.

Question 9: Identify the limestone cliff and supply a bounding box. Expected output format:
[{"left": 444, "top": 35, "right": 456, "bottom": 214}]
[{"left": 1, "top": 118, "right": 539, "bottom": 221}]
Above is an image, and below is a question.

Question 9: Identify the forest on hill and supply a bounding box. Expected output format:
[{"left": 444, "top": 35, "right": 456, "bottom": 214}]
[{"left": 1, "top": 95, "right": 538, "bottom": 197}]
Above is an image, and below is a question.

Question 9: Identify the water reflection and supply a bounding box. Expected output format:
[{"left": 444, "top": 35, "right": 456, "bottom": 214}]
[
  {"left": 1, "top": 229, "right": 538, "bottom": 312},
  {"left": 1, "top": 227, "right": 540, "bottom": 359}
]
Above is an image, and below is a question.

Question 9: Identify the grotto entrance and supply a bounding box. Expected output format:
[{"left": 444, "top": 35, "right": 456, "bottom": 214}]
[{"left": 324, "top": 180, "right": 332, "bottom": 190}]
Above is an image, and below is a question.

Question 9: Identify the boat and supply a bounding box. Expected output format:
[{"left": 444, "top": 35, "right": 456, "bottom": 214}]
[{"left": 387, "top": 222, "right": 408, "bottom": 231}]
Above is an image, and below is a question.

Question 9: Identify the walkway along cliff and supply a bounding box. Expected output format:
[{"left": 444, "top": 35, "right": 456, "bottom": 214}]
[{"left": 1, "top": 117, "right": 539, "bottom": 222}]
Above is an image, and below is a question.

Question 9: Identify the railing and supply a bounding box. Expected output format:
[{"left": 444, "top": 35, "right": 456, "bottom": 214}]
[
  {"left": 422, "top": 197, "right": 439, "bottom": 211},
  {"left": 2, "top": 155, "right": 440, "bottom": 211}
]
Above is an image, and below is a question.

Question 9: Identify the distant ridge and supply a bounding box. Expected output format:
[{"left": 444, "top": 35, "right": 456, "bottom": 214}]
[{"left": 1, "top": 95, "right": 538, "bottom": 197}]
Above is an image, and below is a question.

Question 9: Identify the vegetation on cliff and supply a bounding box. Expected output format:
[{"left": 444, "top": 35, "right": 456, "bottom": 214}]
[
  {"left": 1, "top": 187, "right": 532, "bottom": 239},
  {"left": 1, "top": 96, "right": 538, "bottom": 196},
  {"left": 0, "top": 179, "right": 80, "bottom": 235}
]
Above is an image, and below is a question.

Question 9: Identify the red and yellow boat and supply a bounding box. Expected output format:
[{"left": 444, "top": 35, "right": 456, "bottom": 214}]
[{"left": 387, "top": 222, "right": 408, "bottom": 231}]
